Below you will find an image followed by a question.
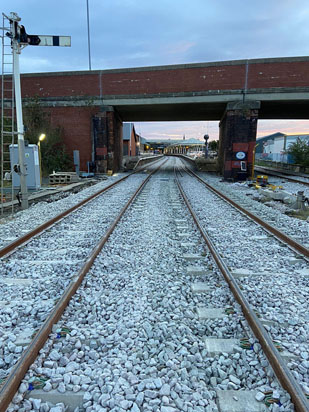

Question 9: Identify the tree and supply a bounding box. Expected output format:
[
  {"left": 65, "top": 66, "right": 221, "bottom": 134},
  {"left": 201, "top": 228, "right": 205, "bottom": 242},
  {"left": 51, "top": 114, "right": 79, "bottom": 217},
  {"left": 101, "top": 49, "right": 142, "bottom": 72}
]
[
  {"left": 209, "top": 140, "right": 219, "bottom": 151},
  {"left": 23, "top": 97, "right": 73, "bottom": 175},
  {"left": 287, "top": 139, "right": 309, "bottom": 167}
]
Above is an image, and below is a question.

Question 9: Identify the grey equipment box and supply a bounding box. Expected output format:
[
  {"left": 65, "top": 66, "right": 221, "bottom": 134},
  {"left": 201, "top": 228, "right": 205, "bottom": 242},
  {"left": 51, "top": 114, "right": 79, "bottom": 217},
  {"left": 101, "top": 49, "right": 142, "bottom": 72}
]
[{"left": 10, "top": 144, "right": 41, "bottom": 190}]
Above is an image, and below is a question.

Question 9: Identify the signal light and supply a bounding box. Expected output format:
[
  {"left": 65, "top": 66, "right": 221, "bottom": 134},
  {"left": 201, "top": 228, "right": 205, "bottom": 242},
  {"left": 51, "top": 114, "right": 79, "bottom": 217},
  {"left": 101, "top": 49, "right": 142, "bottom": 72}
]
[
  {"left": 19, "top": 25, "right": 28, "bottom": 43},
  {"left": 27, "top": 35, "right": 41, "bottom": 46},
  {"left": 13, "top": 164, "right": 21, "bottom": 174}
]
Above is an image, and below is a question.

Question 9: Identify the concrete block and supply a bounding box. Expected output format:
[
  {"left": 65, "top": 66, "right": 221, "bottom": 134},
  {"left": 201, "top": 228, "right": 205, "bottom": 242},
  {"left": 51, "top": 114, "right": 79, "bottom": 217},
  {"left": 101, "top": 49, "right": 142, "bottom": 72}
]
[
  {"left": 15, "top": 329, "right": 35, "bottom": 346},
  {"left": 0, "top": 299, "right": 54, "bottom": 308},
  {"left": 287, "top": 257, "right": 303, "bottom": 266},
  {"left": 0, "top": 278, "right": 33, "bottom": 286},
  {"left": 181, "top": 242, "right": 196, "bottom": 248},
  {"left": 251, "top": 235, "right": 269, "bottom": 240},
  {"left": 191, "top": 282, "right": 213, "bottom": 293},
  {"left": 197, "top": 307, "right": 226, "bottom": 319},
  {"left": 204, "top": 338, "right": 239, "bottom": 356},
  {"left": 11, "top": 259, "right": 82, "bottom": 265},
  {"left": 231, "top": 270, "right": 282, "bottom": 279},
  {"left": 176, "top": 225, "right": 189, "bottom": 230},
  {"left": 232, "top": 268, "right": 252, "bottom": 277},
  {"left": 26, "top": 389, "right": 84, "bottom": 412},
  {"left": 281, "top": 350, "right": 299, "bottom": 361},
  {"left": 187, "top": 266, "right": 209, "bottom": 276},
  {"left": 183, "top": 254, "right": 203, "bottom": 261},
  {"left": 178, "top": 233, "right": 190, "bottom": 238},
  {"left": 175, "top": 219, "right": 187, "bottom": 224},
  {"left": 296, "top": 268, "right": 309, "bottom": 277},
  {"left": 216, "top": 390, "right": 268, "bottom": 412}
]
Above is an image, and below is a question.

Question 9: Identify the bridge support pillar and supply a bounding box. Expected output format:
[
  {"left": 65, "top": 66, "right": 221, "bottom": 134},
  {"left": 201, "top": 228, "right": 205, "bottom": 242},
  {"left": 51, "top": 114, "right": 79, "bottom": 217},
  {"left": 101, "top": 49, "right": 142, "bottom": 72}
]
[
  {"left": 92, "top": 106, "right": 123, "bottom": 173},
  {"left": 219, "top": 101, "right": 260, "bottom": 180}
]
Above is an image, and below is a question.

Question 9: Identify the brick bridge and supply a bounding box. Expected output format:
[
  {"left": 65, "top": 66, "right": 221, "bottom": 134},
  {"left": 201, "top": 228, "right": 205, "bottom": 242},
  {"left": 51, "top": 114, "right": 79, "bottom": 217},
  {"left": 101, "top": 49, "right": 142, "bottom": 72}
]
[{"left": 18, "top": 56, "right": 309, "bottom": 179}]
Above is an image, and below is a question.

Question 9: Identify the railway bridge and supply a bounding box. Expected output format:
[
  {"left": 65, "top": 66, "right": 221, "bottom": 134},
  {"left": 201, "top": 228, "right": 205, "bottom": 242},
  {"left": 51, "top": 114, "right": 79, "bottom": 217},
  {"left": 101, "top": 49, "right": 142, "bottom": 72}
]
[{"left": 17, "top": 55, "right": 309, "bottom": 178}]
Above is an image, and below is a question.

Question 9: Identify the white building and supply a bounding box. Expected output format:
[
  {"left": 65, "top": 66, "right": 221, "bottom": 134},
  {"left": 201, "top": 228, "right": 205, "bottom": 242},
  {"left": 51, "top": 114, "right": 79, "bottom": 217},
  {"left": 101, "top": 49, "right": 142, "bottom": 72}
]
[{"left": 256, "top": 132, "right": 309, "bottom": 163}]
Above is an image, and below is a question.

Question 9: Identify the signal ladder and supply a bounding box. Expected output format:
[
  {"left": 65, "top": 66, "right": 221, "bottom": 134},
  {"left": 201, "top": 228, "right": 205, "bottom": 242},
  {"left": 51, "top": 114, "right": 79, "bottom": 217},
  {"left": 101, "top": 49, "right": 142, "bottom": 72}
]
[{"left": 1, "top": 13, "right": 15, "bottom": 214}]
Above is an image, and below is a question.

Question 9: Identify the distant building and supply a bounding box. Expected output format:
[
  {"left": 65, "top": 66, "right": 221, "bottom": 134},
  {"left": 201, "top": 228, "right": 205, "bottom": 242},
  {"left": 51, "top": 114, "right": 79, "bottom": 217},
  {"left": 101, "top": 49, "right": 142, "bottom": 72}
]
[
  {"left": 139, "top": 136, "right": 148, "bottom": 153},
  {"left": 256, "top": 132, "right": 309, "bottom": 163},
  {"left": 165, "top": 138, "right": 205, "bottom": 155},
  {"left": 141, "top": 138, "right": 204, "bottom": 154},
  {"left": 123, "top": 123, "right": 140, "bottom": 156}
]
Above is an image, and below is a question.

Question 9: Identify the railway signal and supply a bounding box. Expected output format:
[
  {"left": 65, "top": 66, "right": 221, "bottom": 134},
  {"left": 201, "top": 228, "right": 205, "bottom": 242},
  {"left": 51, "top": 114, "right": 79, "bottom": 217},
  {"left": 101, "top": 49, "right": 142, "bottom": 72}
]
[{"left": 2, "top": 12, "right": 71, "bottom": 209}]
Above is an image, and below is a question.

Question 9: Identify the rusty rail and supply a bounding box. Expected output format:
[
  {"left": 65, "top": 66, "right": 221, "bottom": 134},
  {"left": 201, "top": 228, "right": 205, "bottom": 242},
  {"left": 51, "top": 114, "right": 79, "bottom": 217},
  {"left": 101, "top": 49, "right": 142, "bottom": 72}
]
[
  {"left": 254, "top": 166, "right": 309, "bottom": 187},
  {"left": 175, "top": 168, "right": 309, "bottom": 412},
  {"left": 0, "top": 158, "right": 167, "bottom": 259},
  {"left": 185, "top": 167, "right": 308, "bottom": 258},
  {"left": 0, "top": 162, "right": 165, "bottom": 411}
]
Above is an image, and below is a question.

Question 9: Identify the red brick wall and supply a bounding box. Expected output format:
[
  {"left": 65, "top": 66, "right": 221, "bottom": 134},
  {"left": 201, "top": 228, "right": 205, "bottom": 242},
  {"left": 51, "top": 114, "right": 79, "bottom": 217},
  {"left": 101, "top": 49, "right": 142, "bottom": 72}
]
[
  {"left": 45, "top": 106, "right": 100, "bottom": 171},
  {"left": 20, "top": 59, "right": 309, "bottom": 99},
  {"left": 22, "top": 74, "right": 100, "bottom": 98},
  {"left": 248, "top": 61, "right": 309, "bottom": 89}
]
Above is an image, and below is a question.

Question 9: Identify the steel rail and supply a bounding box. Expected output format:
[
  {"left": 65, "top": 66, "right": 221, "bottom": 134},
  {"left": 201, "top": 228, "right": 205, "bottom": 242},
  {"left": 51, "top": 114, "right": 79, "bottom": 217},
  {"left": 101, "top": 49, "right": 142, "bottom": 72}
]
[
  {"left": 0, "top": 161, "right": 165, "bottom": 411},
  {"left": 174, "top": 167, "right": 309, "bottom": 412},
  {"left": 254, "top": 166, "right": 309, "bottom": 187},
  {"left": 0, "top": 160, "right": 162, "bottom": 259},
  {"left": 183, "top": 166, "right": 309, "bottom": 258}
]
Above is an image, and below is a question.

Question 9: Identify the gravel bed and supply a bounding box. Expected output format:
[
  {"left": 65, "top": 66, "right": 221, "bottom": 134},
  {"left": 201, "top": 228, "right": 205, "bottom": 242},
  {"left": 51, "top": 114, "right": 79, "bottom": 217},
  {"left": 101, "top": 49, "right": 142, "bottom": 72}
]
[
  {"left": 195, "top": 172, "right": 309, "bottom": 247},
  {"left": 178, "top": 165, "right": 309, "bottom": 401},
  {"left": 9, "top": 159, "right": 294, "bottom": 411},
  {"left": 0, "top": 173, "right": 147, "bottom": 384},
  {"left": 0, "top": 173, "right": 130, "bottom": 249}
]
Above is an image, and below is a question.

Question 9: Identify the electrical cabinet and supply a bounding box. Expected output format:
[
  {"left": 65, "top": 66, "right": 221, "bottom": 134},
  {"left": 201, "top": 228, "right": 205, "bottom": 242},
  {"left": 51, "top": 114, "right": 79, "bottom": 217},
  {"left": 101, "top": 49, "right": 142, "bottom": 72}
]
[{"left": 10, "top": 144, "right": 41, "bottom": 189}]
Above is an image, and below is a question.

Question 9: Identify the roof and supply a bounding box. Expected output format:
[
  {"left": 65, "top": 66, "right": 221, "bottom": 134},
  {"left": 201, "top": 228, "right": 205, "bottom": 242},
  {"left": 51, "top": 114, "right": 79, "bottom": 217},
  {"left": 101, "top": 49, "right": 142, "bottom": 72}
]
[
  {"left": 256, "top": 132, "right": 285, "bottom": 141},
  {"left": 145, "top": 138, "right": 204, "bottom": 146},
  {"left": 168, "top": 138, "right": 204, "bottom": 147}
]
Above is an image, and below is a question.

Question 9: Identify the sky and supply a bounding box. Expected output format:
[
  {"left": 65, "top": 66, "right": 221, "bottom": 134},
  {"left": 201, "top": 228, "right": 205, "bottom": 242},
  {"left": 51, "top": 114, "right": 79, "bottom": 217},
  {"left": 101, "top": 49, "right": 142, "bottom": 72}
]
[{"left": 2, "top": 0, "right": 309, "bottom": 141}]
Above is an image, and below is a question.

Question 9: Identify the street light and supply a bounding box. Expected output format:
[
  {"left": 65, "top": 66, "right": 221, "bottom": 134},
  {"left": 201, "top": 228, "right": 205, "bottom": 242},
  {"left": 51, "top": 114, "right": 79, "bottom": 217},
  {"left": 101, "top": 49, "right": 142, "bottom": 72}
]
[
  {"left": 251, "top": 144, "right": 258, "bottom": 181},
  {"left": 38, "top": 133, "right": 46, "bottom": 186}
]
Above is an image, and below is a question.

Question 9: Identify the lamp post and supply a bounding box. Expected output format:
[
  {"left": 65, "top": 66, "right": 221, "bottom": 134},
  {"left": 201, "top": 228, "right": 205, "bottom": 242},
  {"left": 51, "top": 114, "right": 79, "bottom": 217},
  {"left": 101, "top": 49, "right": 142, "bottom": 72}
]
[
  {"left": 86, "top": 0, "right": 92, "bottom": 70},
  {"left": 38, "top": 134, "right": 46, "bottom": 186},
  {"left": 204, "top": 134, "right": 209, "bottom": 158},
  {"left": 251, "top": 144, "right": 258, "bottom": 181}
]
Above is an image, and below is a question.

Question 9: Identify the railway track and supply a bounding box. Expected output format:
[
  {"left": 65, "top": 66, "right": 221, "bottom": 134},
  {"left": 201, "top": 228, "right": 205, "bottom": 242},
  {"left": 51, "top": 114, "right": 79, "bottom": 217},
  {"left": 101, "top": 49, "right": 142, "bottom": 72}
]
[
  {"left": 175, "top": 163, "right": 309, "bottom": 412},
  {"left": 180, "top": 164, "right": 308, "bottom": 259},
  {"left": 254, "top": 166, "right": 309, "bottom": 187},
  {"left": 0, "top": 160, "right": 166, "bottom": 411},
  {"left": 0, "top": 157, "right": 308, "bottom": 411}
]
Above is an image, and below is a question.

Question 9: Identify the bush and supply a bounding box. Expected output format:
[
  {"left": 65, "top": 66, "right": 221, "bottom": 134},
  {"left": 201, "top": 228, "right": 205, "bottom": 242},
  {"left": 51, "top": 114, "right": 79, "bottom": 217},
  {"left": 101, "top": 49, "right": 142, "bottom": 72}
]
[
  {"left": 287, "top": 139, "right": 309, "bottom": 167},
  {"left": 23, "top": 97, "right": 73, "bottom": 175}
]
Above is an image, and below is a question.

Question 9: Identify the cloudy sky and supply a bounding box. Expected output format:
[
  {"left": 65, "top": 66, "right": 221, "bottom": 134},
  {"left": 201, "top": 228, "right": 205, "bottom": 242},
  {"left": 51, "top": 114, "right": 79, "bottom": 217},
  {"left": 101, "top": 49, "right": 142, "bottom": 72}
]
[{"left": 2, "top": 0, "right": 309, "bottom": 140}]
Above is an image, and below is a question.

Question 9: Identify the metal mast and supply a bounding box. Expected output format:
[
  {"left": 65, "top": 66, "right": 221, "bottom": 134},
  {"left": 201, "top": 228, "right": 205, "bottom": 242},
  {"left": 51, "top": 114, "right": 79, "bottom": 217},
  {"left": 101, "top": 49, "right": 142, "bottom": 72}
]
[{"left": 1, "top": 13, "right": 16, "bottom": 214}]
